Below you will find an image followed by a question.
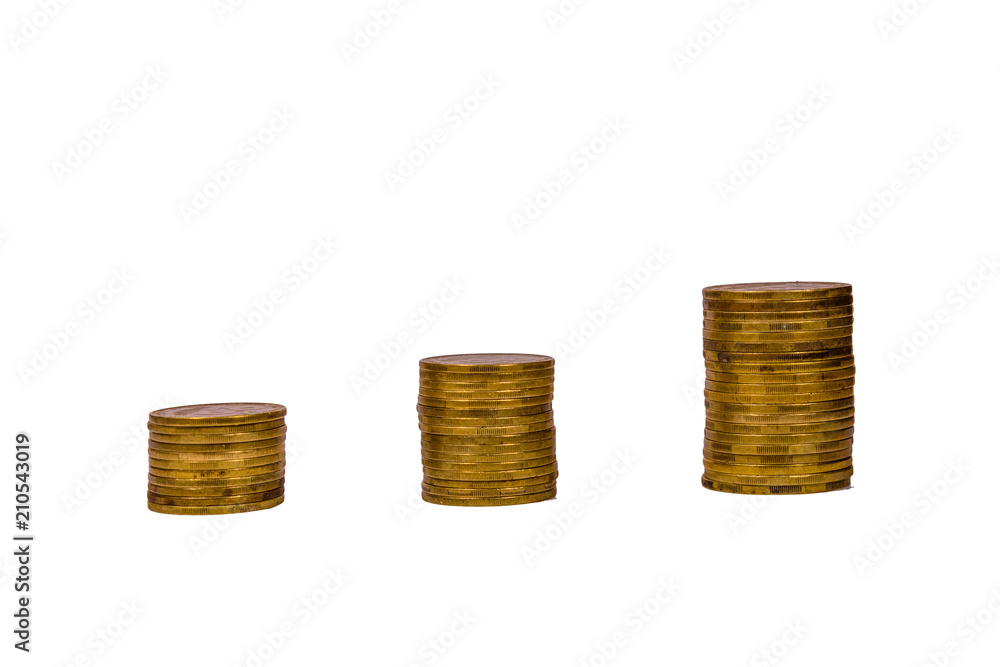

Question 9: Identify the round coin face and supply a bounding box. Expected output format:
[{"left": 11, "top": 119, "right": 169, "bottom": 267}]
[
  {"left": 149, "top": 403, "right": 286, "bottom": 426},
  {"left": 702, "top": 282, "right": 852, "bottom": 300},
  {"left": 419, "top": 354, "right": 554, "bottom": 372}
]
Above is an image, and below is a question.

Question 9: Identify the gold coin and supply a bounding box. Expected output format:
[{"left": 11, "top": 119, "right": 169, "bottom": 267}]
[
  {"left": 704, "top": 388, "right": 853, "bottom": 405},
  {"left": 704, "top": 346, "right": 853, "bottom": 363},
  {"left": 148, "top": 425, "right": 287, "bottom": 445},
  {"left": 148, "top": 486, "right": 284, "bottom": 506},
  {"left": 703, "top": 356, "right": 855, "bottom": 374},
  {"left": 703, "top": 282, "right": 852, "bottom": 301},
  {"left": 148, "top": 496, "right": 284, "bottom": 515},
  {"left": 423, "top": 462, "right": 558, "bottom": 481},
  {"left": 418, "top": 412, "right": 553, "bottom": 427},
  {"left": 703, "top": 296, "right": 853, "bottom": 312},
  {"left": 148, "top": 403, "right": 286, "bottom": 427},
  {"left": 147, "top": 478, "right": 284, "bottom": 497},
  {"left": 703, "top": 316, "right": 854, "bottom": 333},
  {"left": 418, "top": 385, "right": 554, "bottom": 399},
  {"left": 422, "top": 453, "right": 557, "bottom": 468},
  {"left": 706, "top": 427, "right": 854, "bottom": 445},
  {"left": 704, "top": 378, "right": 855, "bottom": 394},
  {"left": 702, "top": 337, "right": 853, "bottom": 353},
  {"left": 419, "top": 377, "right": 554, "bottom": 391},
  {"left": 702, "top": 466, "right": 853, "bottom": 486},
  {"left": 702, "top": 326, "right": 853, "bottom": 342},
  {"left": 147, "top": 418, "right": 285, "bottom": 435},
  {"left": 703, "top": 447, "right": 852, "bottom": 465},
  {"left": 422, "top": 472, "right": 558, "bottom": 489},
  {"left": 147, "top": 435, "right": 286, "bottom": 454},
  {"left": 421, "top": 488, "right": 556, "bottom": 506},
  {"left": 149, "top": 462, "right": 285, "bottom": 480},
  {"left": 418, "top": 420, "right": 555, "bottom": 437},
  {"left": 704, "top": 438, "right": 853, "bottom": 455},
  {"left": 703, "top": 306, "right": 854, "bottom": 322},
  {"left": 149, "top": 453, "right": 284, "bottom": 471},
  {"left": 148, "top": 470, "right": 284, "bottom": 487},
  {"left": 416, "top": 403, "right": 552, "bottom": 418},
  {"left": 704, "top": 458, "right": 852, "bottom": 475},
  {"left": 417, "top": 394, "right": 554, "bottom": 409},
  {"left": 420, "top": 438, "right": 556, "bottom": 456},
  {"left": 421, "top": 480, "right": 556, "bottom": 497},
  {"left": 148, "top": 444, "right": 284, "bottom": 462},
  {"left": 704, "top": 417, "right": 855, "bottom": 435},
  {"left": 705, "top": 407, "right": 855, "bottom": 425},
  {"left": 701, "top": 476, "right": 851, "bottom": 495},
  {"left": 420, "top": 427, "right": 555, "bottom": 445},
  {"left": 419, "top": 354, "right": 554, "bottom": 373},
  {"left": 419, "top": 368, "right": 555, "bottom": 383},
  {"left": 704, "top": 397, "right": 854, "bottom": 414},
  {"left": 705, "top": 366, "right": 856, "bottom": 384}
]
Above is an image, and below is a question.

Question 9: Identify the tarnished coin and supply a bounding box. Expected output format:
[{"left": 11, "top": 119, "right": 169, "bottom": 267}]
[
  {"left": 704, "top": 347, "right": 854, "bottom": 363},
  {"left": 704, "top": 388, "right": 854, "bottom": 405},
  {"left": 418, "top": 419, "right": 555, "bottom": 436},
  {"left": 423, "top": 472, "right": 558, "bottom": 489},
  {"left": 703, "top": 447, "right": 852, "bottom": 465},
  {"left": 418, "top": 386, "right": 554, "bottom": 400},
  {"left": 148, "top": 403, "right": 286, "bottom": 427},
  {"left": 702, "top": 337, "right": 853, "bottom": 353},
  {"left": 421, "top": 488, "right": 556, "bottom": 506},
  {"left": 702, "top": 282, "right": 852, "bottom": 301},
  {"left": 701, "top": 477, "right": 851, "bottom": 495},
  {"left": 422, "top": 462, "right": 559, "bottom": 481},
  {"left": 420, "top": 427, "right": 555, "bottom": 445},
  {"left": 420, "top": 439, "right": 556, "bottom": 456},
  {"left": 703, "top": 458, "right": 852, "bottom": 476},
  {"left": 148, "top": 425, "right": 287, "bottom": 445},
  {"left": 419, "top": 377, "right": 554, "bottom": 391},
  {"left": 149, "top": 453, "right": 284, "bottom": 471},
  {"left": 421, "top": 480, "right": 556, "bottom": 497},
  {"left": 148, "top": 461, "right": 285, "bottom": 480},
  {"left": 419, "top": 369, "right": 555, "bottom": 383},
  {"left": 417, "top": 403, "right": 552, "bottom": 418},
  {"left": 704, "top": 378, "right": 855, "bottom": 395},
  {"left": 703, "top": 295, "right": 853, "bottom": 312},
  {"left": 703, "top": 317, "right": 854, "bottom": 333},
  {"left": 703, "top": 306, "right": 854, "bottom": 322},
  {"left": 418, "top": 411, "right": 553, "bottom": 427},
  {"left": 420, "top": 354, "right": 554, "bottom": 373},
  {"left": 702, "top": 466, "right": 853, "bottom": 486},
  {"left": 147, "top": 478, "right": 284, "bottom": 497},
  {"left": 148, "top": 470, "right": 285, "bottom": 487},
  {"left": 148, "top": 435, "right": 286, "bottom": 454},
  {"left": 147, "top": 486, "right": 284, "bottom": 506},
  {"left": 148, "top": 444, "right": 285, "bottom": 462},
  {"left": 705, "top": 406, "right": 855, "bottom": 425},
  {"left": 704, "top": 397, "right": 854, "bottom": 414},
  {"left": 704, "top": 438, "right": 853, "bottom": 455},
  {"left": 421, "top": 453, "right": 557, "bottom": 468},
  {"left": 704, "top": 417, "right": 855, "bottom": 435},
  {"left": 703, "top": 356, "right": 855, "bottom": 374},
  {"left": 705, "top": 427, "right": 855, "bottom": 445},
  {"left": 147, "top": 418, "right": 285, "bottom": 436},
  {"left": 702, "top": 327, "right": 853, "bottom": 342},
  {"left": 704, "top": 366, "right": 856, "bottom": 384},
  {"left": 148, "top": 496, "right": 284, "bottom": 515},
  {"left": 417, "top": 394, "right": 554, "bottom": 409}
]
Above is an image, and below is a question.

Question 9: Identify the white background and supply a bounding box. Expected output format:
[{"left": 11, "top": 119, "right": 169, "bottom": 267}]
[{"left": 3, "top": 0, "right": 1000, "bottom": 665}]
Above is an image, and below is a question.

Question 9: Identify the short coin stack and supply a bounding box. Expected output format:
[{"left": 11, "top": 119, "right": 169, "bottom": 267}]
[
  {"left": 418, "top": 354, "right": 558, "bottom": 507},
  {"left": 701, "top": 283, "right": 855, "bottom": 494},
  {"left": 147, "top": 403, "right": 287, "bottom": 515}
]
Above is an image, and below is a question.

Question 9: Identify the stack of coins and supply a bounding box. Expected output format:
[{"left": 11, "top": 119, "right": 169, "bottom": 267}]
[
  {"left": 701, "top": 283, "right": 855, "bottom": 495},
  {"left": 147, "top": 403, "right": 287, "bottom": 515},
  {"left": 418, "top": 354, "right": 558, "bottom": 507}
]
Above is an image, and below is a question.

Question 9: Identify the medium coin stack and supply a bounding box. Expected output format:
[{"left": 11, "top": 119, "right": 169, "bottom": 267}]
[
  {"left": 701, "top": 282, "right": 855, "bottom": 495},
  {"left": 418, "top": 354, "right": 558, "bottom": 507},
  {"left": 147, "top": 403, "right": 287, "bottom": 515}
]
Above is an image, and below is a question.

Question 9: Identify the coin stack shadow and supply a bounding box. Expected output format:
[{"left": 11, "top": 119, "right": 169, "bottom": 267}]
[
  {"left": 147, "top": 403, "right": 287, "bottom": 515},
  {"left": 418, "top": 354, "right": 558, "bottom": 507},
  {"left": 701, "top": 283, "right": 855, "bottom": 494}
]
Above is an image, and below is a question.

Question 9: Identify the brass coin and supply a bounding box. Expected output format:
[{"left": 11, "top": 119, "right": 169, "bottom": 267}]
[
  {"left": 420, "top": 427, "right": 555, "bottom": 445},
  {"left": 418, "top": 385, "right": 554, "bottom": 400},
  {"left": 702, "top": 327, "right": 853, "bottom": 342},
  {"left": 419, "top": 369, "right": 555, "bottom": 382},
  {"left": 148, "top": 403, "right": 286, "bottom": 427},
  {"left": 419, "top": 377, "right": 554, "bottom": 391},
  {"left": 704, "top": 378, "right": 855, "bottom": 394},
  {"left": 147, "top": 496, "right": 284, "bottom": 515},
  {"left": 148, "top": 444, "right": 285, "bottom": 462},
  {"left": 419, "top": 354, "right": 554, "bottom": 373},
  {"left": 147, "top": 478, "right": 284, "bottom": 497},
  {"left": 704, "top": 347, "right": 853, "bottom": 363},
  {"left": 147, "top": 418, "right": 285, "bottom": 436},
  {"left": 149, "top": 462, "right": 285, "bottom": 480},
  {"left": 703, "top": 447, "right": 852, "bottom": 465},
  {"left": 418, "top": 412, "right": 553, "bottom": 427},
  {"left": 702, "top": 337, "right": 853, "bottom": 353},
  {"left": 703, "top": 306, "right": 854, "bottom": 322},
  {"left": 705, "top": 407, "right": 855, "bottom": 425},
  {"left": 148, "top": 486, "right": 284, "bottom": 506},
  {"left": 148, "top": 470, "right": 285, "bottom": 487},
  {"left": 704, "top": 458, "right": 852, "bottom": 476},
  {"left": 423, "top": 462, "right": 558, "bottom": 481},
  {"left": 421, "top": 488, "right": 556, "bottom": 506},
  {"left": 148, "top": 425, "right": 287, "bottom": 445},
  {"left": 416, "top": 403, "right": 552, "bottom": 418},
  {"left": 702, "top": 466, "right": 853, "bottom": 486},
  {"left": 704, "top": 417, "right": 855, "bottom": 435},
  {"left": 703, "top": 296, "right": 853, "bottom": 312},
  {"left": 704, "top": 388, "right": 854, "bottom": 405},
  {"left": 422, "top": 472, "right": 558, "bottom": 489},
  {"left": 704, "top": 397, "right": 854, "bottom": 414},
  {"left": 703, "top": 317, "right": 854, "bottom": 333},
  {"left": 418, "top": 419, "right": 555, "bottom": 436},
  {"left": 148, "top": 435, "right": 286, "bottom": 454},
  {"left": 417, "top": 394, "right": 554, "bottom": 409},
  {"left": 706, "top": 427, "right": 854, "bottom": 445},
  {"left": 701, "top": 476, "right": 851, "bottom": 495},
  {"left": 705, "top": 366, "right": 856, "bottom": 384},
  {"left": 702, "top": 282, "right": 852, "bottom": 301},
  {"left": 703, "top": 356, "right": 855, "bottom": 374},
  {"left": 420, "top": 439, "right": 556, "bottom": 456},
  {"left": 421, "top": 453, "right": 557, "bottom": 468},
  {"left": 149, "top": 453, "right": 284, "bottom": 471},
  {"left": 421, "top": 480, "right": 556, "bottom": 497},
  {"left": 704, "top": 438, "right": 853, "bottom": 455}
]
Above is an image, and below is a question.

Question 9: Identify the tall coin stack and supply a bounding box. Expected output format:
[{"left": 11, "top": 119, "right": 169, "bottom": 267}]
[
  {"left": 418, "top": 354, "right": 558, "bottom": 507},
  {"left": 147, "top": 403, "right": 287, "bottom": 515},
  {"left": 701, "top": 283, "right": 855, "bottom": 494}
]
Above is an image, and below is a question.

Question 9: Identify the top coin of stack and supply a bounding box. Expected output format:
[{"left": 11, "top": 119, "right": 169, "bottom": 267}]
[
  {"left": 147, "top": 403, "right": 287, "bottom": 515},
  {"left": 701, "top": 282, "right": 855, "bottom": 495},
  {"left": 417, "top": 354, "right": 558, "bottom": 507}
]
